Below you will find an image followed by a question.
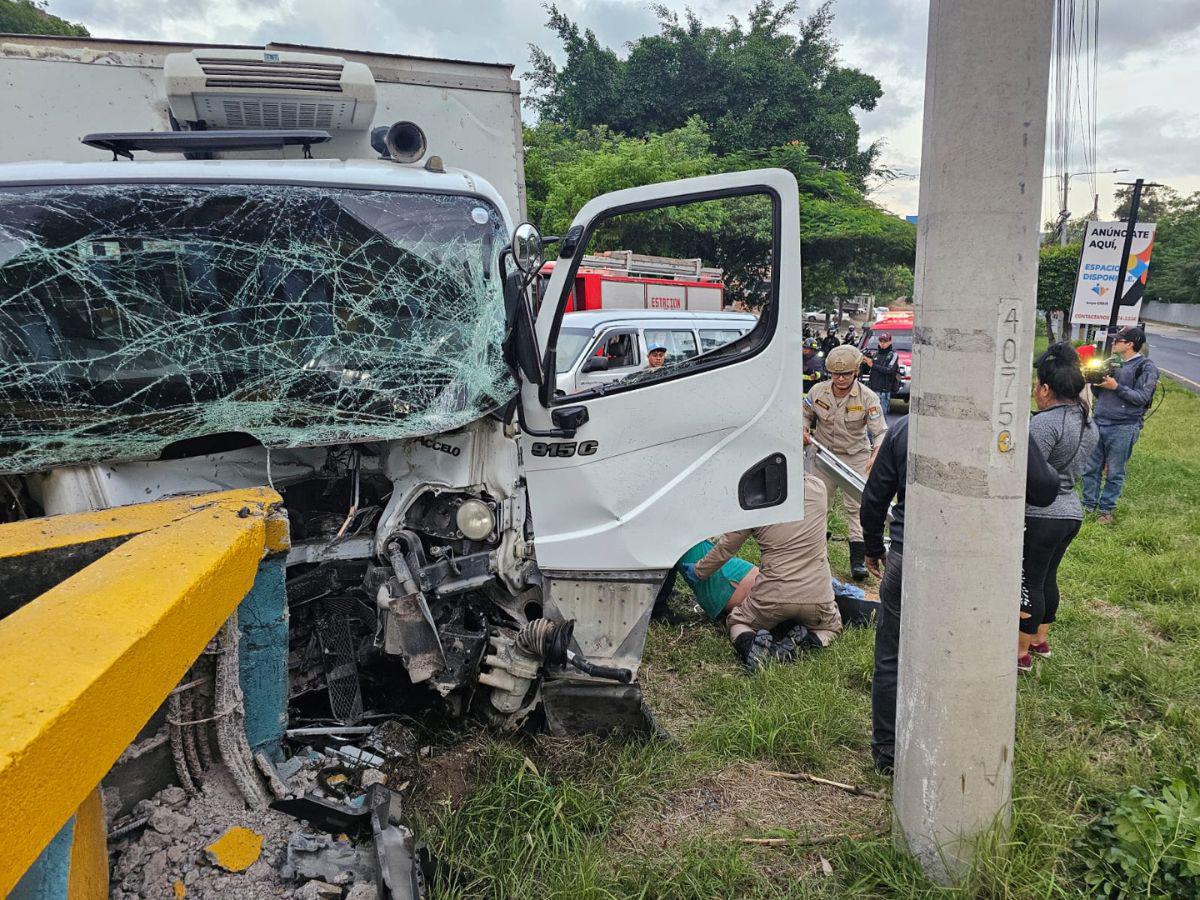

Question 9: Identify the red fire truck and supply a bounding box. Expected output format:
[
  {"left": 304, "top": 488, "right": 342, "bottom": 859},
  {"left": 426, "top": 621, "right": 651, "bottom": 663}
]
[{"left": 536, "top": 250, "right": 725, "bottom": 313}]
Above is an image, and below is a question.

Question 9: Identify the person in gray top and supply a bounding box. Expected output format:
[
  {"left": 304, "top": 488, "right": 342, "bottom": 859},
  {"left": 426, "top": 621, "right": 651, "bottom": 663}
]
[
  {"left": 1081, "top": 325, "right": 1160, "bottom": 523},
  {"left": 1019, "top": 343, "right": 1099, "bottom": 673}
]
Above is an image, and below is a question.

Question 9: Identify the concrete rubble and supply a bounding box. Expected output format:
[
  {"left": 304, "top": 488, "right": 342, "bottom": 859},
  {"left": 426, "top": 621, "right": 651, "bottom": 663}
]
[{"left": 107, "top": 730, "right": 419, "bottom": 900}]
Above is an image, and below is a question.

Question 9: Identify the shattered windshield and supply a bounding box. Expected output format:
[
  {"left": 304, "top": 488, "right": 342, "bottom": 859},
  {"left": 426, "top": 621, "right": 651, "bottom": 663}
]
[{"left": 0, "top": 184, "right": 515, "bottom": 474}]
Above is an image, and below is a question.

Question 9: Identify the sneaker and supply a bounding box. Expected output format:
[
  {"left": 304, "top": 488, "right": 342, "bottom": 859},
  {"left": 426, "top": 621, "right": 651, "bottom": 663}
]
[
  {"left": 1017, "top": 653, "right": 1033, "bottom": 674},
  {"left": 1029, "top": 641, "right": 1051, "bottom": 658},
  {"left": 1097, "top": 513, "right": 1114, "bottom": 525}
]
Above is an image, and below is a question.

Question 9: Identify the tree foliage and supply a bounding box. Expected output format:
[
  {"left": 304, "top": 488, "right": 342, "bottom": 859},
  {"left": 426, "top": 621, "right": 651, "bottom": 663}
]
[
  {"left": 1145, "top": 192, "right": 1200, "bottom": 305},
  {"left": 0, "top": 0, "right": 88, "bottom": 36},
  {"left": 1113, "top": 184, "right": 1177, "bottom": 223},
  {"left": 524, "top": 118, "right": 914, "bottom": 308},
  {"left": 526, "top": 1, "right": 882, "bottom": 180},
  {"left": 1037, "top": 242, "right": 1081, "bottom": 313}
]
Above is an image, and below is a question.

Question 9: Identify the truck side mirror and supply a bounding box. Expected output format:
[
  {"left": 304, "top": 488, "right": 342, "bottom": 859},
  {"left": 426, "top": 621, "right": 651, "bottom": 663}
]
[
  {"left": 580, "top": 356, "right": 609, "bottom": 374},
  {"left": 511, "top": 222, "right": 544, "bottom": 275}
]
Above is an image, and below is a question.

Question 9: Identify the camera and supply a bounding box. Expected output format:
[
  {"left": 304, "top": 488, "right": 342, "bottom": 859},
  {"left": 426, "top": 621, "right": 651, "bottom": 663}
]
[{"left": 1082, "top": 354, "right": 1122, "bottom": 386}]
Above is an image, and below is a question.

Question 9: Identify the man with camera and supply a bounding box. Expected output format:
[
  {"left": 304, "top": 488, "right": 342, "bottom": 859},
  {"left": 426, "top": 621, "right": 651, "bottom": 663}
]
[{"left": 1081, "top": 325, "right": 1160, "bottom": 524}]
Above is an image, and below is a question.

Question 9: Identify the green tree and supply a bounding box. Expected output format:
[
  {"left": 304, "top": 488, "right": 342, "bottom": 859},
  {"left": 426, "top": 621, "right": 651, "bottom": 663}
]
[
  {"left": 1112, "top": 183, "right": 1177, "bottom": 222},
  {"left": 1037, "top": 242, "right": 1081, "bottom": 339},
  {"left": 0, "top": 0, "right": 88, "bottom": 35},
  {"left": 524, "top": 119, "right": 915, "bottom": 309},
  {"left": 1145, "top": 192, "right": 1200, "bottom": 304},
  {"left": 526, "top": 1, "right": 882, "bottom": 180}
]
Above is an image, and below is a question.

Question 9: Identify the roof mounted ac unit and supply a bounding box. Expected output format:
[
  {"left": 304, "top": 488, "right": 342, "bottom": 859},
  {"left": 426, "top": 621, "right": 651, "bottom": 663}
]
[{"left": 165, "top": 49, "right": 377, "bottom": 132}]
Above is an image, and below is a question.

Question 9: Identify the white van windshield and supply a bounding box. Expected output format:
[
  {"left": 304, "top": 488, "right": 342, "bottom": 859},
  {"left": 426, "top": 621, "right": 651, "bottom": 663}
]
[{"left": 556, "top": 328, "right": 594, "bottom": 373}]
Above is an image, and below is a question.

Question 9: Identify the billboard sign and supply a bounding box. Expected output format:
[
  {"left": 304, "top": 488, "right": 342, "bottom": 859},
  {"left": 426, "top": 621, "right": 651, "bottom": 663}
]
[{"left": 1069, "top": 221, "right": 1156, "bottom": 326}]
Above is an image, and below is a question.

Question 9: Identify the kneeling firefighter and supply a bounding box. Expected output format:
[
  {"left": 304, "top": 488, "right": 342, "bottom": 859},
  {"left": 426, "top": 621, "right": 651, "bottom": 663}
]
[
  {"left": 683, "top": 474, "right": 843, "bottom": 673},
  {"left": 804, "top": 344, "right": 888, "bottom": 580}
]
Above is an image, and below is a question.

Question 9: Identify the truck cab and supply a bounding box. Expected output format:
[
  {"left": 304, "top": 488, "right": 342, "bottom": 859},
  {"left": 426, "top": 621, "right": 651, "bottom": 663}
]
[{"left": 0, "top": 41, "right": 809, "bottom": 737}]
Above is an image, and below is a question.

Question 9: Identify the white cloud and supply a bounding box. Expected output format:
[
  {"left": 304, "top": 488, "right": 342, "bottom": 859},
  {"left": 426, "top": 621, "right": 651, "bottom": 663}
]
[{"left": 47, "top": 0, "right": 1200, "bottom": 216}]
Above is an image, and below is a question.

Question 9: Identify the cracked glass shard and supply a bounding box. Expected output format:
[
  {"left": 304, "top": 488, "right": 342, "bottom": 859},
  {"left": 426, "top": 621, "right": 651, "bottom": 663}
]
[{"left": 0, "top": 184, "right": 515, "bottom": 474}]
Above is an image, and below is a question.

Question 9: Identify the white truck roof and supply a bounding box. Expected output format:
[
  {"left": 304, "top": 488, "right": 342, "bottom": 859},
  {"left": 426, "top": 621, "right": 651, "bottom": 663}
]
[
  {"left": 0, "top": 158, "right": 514, "bottom": 228},
  {"left": 0, "top": 36, "right": 526, "bottom": 218}
]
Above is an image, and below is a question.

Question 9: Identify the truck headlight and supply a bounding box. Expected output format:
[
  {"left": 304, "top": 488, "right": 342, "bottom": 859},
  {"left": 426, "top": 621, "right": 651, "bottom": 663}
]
[{"left": 456, "top": 499, "right": 495, "bottom": 540}]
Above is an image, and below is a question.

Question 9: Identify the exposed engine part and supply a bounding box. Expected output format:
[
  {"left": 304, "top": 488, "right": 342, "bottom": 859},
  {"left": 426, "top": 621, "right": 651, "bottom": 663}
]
[
  {"left": 378, "top": 535, "right": 445, "bottom": 683},
  {"left": 480, "top": 619, "right": 635, "bottom": 719},
  {"left": 316, "top": 606, "right": 365, "bottom": 724},
  {"left": 477, "top": 630, "right": 540, "bottom": 715},
  {"left": 517, "top": 619, "right": 633, "bottom": 683}
]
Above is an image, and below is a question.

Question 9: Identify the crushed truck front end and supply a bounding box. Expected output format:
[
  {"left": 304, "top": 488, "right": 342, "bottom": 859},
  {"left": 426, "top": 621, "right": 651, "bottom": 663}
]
[{"left": 0, "top": 158, "right": 637, "bottom": 735}]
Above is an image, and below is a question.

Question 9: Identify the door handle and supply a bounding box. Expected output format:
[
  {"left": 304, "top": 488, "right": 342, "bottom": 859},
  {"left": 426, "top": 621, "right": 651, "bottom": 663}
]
[{"left": 738, "top": 453, "right": 788, "bottom": 510}]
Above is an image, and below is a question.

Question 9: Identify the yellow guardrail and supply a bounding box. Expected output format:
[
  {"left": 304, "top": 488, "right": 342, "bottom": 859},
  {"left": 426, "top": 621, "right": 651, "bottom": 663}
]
[{"left": 0, "top": 488, "right": 289, "bottom": 898}]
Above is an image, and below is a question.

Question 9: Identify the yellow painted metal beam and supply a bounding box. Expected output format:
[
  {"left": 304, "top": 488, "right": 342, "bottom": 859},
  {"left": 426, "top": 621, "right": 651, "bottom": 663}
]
[
  {"left": 0, "top": 489, "right": 287, "bottom": 896},
  {"left": 0, "top": 487, "right": 289, "bottom": 561}
]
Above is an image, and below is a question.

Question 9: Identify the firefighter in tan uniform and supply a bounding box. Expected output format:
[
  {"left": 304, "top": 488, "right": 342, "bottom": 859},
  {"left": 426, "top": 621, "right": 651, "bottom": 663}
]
[
  {"left": 693, "top": 474, "right": 843, "bottom": 673},
  {"left": 803, "top": 344, "right": 888, "bottom": 581}
]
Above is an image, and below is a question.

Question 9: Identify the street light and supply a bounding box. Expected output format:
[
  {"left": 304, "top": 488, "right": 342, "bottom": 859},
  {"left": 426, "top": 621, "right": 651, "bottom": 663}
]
[{"left": 1043, "top": 167, "right": 1130, "bottom": 244}]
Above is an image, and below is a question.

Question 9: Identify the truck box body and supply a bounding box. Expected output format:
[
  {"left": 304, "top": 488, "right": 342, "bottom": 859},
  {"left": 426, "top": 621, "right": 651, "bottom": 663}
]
[{"left": 0, "top": 36, "right": 526, "bottom": 218}]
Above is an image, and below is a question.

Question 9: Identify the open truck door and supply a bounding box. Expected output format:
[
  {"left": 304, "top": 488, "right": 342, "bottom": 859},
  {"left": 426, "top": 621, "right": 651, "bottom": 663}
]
[{"left": 508, "top": 169, "right": 805, "bottom": 733}]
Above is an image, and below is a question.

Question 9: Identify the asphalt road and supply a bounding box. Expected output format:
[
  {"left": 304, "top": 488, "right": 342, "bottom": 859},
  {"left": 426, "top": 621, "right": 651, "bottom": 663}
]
[
  {"left": 1145, "top": 322, "right": 1200, "bottom": 394},
  {"left": 874, "top": 322, "right": 1199, "bottom": 427}
]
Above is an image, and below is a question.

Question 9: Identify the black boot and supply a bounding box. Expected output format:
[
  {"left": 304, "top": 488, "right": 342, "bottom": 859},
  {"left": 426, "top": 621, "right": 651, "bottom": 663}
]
[
  {"left": 849, "top": 541, "right": 869, "bottom": 581},
  {"left": 733, "top": 630, "right": 775, "bottom": 675}
]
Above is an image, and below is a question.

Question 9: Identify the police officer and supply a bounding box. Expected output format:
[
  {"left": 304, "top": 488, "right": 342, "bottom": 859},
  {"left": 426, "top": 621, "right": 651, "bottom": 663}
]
[
  {"left": 820, "top": 329, "right": 840, "bottom": 357},
  {"left": 862, "top": 331, "right": 900, "bottom": 413},
  {"left": 804, "top": 344, "right": 887, "bottom": 580},
  {"left": 802, "top": 338, "right": 825, "bottom": 393}
]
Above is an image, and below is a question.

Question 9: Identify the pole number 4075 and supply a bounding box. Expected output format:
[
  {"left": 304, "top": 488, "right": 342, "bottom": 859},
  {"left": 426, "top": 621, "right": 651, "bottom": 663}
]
[{"left": 530, "top": 440, "right": 598, "bottom": 458}]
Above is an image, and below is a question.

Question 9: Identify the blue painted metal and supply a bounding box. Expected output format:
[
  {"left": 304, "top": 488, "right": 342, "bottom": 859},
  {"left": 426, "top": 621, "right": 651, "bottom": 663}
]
[
  {"left": 238, "top": 556, "right": 289, "bottom": 759},
  {"left": 10, "top": 816, "right": 74, "bottom": 900}
]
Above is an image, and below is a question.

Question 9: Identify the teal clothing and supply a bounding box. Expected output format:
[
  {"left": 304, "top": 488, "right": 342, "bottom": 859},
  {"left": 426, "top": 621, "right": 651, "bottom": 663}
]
[{"left": 678, "top": 540, "right": 755, "bottom": 619}]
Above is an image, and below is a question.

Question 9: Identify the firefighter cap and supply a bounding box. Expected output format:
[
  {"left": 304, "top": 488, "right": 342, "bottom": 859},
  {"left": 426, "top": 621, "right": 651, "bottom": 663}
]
[{"left": 824, "top": 344, "right": 862, "bottom": 374}]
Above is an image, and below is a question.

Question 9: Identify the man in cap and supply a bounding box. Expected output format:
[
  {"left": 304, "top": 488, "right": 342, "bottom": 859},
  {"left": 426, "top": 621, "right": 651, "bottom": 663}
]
[
  {"left": 861, "top": 331, "right": 900, "bottom": 413},
  {"left": 804, "top": 344, "right": 888, "bottom": 580},
  {"left": 1081, "top": 325, "right": 1159, "bottom": 524},
  {"left": 646, "top": 343, "right": 668, "bottom": 369},
  {"left": 802, "top": 338, "right": 825, "bottom": 393}
]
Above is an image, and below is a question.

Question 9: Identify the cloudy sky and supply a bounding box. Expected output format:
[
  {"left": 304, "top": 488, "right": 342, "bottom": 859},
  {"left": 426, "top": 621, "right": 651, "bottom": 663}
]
[{"left": 50, "top": 0, "right": 1200, "bottom": 219}]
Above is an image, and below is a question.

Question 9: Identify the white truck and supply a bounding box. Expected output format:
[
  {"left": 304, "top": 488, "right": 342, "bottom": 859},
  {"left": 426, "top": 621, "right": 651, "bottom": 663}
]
[{"left": 0, "top": 37, "right": 807, "bottom": 735}]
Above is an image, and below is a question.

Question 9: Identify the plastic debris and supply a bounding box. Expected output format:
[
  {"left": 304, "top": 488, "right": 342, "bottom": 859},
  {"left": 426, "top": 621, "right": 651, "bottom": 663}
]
[
  {"left": 281, "top": 831, "right": 377, "bottom": 885},
  {"left": 203, "top": 825, "right": 263, "bottom": 872}
]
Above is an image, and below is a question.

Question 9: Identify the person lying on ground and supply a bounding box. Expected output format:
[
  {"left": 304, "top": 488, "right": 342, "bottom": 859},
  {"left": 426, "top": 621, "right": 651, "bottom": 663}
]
[{"left": 676, "top": 539, "right": 879, "bottom": 627}]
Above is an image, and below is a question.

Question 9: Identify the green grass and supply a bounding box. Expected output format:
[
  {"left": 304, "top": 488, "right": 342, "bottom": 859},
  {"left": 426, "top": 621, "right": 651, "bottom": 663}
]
[{"left": 417, "top": 381, "right": 1200, "bottom": 898}]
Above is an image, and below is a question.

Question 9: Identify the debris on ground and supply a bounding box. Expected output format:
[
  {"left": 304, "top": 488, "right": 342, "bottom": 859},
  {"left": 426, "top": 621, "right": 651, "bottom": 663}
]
[
  {"left": 281, "top": 831, "right": 377, "bottom": 884},
  {"left": 107, "top": 721, "right": 441, "bottom": 898},
  {"left": 204, "top": 826, "right": 263, "bottom": 872}
]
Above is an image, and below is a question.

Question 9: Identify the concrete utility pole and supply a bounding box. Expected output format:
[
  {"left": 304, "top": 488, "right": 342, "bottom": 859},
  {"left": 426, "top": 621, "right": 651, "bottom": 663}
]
[{"left": 895, "top": 0, "right": 1054, "bottom": 883}]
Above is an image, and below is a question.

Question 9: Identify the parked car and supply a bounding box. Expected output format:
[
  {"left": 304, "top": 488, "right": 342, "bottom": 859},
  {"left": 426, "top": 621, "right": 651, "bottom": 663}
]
[
  {"left": 858, "top": 311, "right": 914, "bottom": 401},
  {"left": 554, "top": 309, "right": 758, "bottom": 396}
]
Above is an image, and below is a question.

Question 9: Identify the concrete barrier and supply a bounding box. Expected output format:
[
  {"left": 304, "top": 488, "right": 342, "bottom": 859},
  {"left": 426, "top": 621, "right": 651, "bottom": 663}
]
[
  {"left": 0, "top": 489, "right": 289, "bottom": 898},
  {"left": 1142, "top": 301, "right": 1200, "bottom": 328}
]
